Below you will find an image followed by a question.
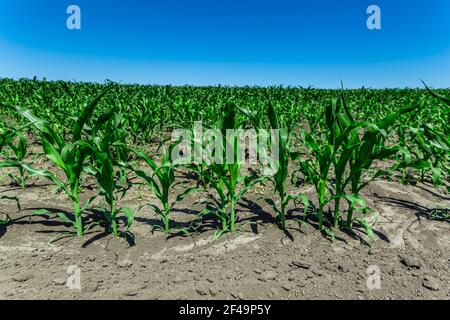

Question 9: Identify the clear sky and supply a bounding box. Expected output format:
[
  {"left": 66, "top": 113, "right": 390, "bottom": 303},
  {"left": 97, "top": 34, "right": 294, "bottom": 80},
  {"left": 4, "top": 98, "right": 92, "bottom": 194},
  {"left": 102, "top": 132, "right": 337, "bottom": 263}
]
[{"left": 0, "top": 0, "right": 449, "bottom": 88}]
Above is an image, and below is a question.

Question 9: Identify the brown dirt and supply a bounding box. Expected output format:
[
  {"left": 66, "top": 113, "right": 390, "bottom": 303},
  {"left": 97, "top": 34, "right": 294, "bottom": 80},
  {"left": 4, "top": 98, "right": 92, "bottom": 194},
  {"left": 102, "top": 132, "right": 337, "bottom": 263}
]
[{"left": 0, "top": 163, "right": 449, "bottom": 300}]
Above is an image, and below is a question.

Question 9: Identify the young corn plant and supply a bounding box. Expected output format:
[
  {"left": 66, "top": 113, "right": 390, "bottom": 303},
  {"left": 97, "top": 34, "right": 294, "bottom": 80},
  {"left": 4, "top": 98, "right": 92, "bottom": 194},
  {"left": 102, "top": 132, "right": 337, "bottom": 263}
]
[
  {"left": 16, "top": 87, "right": 112, "bottom": 237},
  {"left": 3, "top": 130, "right": 28, "bottom": 189},
  {"left": 0, "top": 193, "right": 20, "bottom": 226},
  {"left": 297, "top": 94, "right": 416, "bottom": 237},
  {"left": 101, "top": 110, "right": 131, "bottom": 186},
  {"left": 407, "top": 83, "right": 450, "bottom": 190},
  {"left": 297, "top": 126, "right": 336, "bottom": 235},
  {"left": 294, "top": 97, "right": 348, "bottom": 234},
  {"left": 197, "top": 104, "right": 266, "bottom": 238},
  {"left": 239, "top": 101, "right": 308, "bottom": 229},
  {"left": 0, "top": 190, "right": 20, "bottom": 226},
  {"left": 267, "top": 102, "right": 309, "bottom": 229},
  {"left": 343, "top": 102, "right": 417, "bottom": 231},
  {"left": 0, "top": 124, "right": 18, "bottom": 169},
  {"left": 131, "top": 145, "right": 196, "bottom": 235},
  {"left": 90, "top": 134, "right": 134, "bottom": 239},
  {"left": 86, "top": 108, "right": 135, "bottom": 238},
  {"left": 0, "top": 125, "right": 26, "bottom": 223}
]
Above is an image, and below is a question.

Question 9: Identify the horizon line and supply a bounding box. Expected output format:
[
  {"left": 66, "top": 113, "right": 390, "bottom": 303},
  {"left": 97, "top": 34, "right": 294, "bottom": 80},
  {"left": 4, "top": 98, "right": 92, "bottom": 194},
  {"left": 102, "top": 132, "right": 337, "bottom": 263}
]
[{"left": 2, "top": 77, "right": 449, "bottom": 90}]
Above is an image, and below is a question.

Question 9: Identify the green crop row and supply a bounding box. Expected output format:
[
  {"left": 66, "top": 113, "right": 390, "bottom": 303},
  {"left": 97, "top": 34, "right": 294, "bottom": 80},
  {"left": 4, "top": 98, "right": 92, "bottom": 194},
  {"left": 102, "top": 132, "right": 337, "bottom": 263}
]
[{"left": 0, "top": 78, "right": 448, "bottom": 242}]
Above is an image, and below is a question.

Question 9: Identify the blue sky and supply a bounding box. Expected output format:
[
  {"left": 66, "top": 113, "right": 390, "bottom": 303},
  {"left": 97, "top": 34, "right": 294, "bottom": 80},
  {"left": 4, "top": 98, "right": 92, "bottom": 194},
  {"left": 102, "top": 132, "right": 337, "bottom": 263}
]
[{"left": 0, "top": 0, "right": 449, "bottom": 88}]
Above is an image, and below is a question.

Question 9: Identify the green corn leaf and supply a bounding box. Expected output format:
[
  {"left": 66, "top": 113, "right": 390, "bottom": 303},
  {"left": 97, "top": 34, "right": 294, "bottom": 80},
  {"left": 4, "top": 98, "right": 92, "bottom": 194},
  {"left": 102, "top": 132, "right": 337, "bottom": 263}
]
[
  {"left": 120, "top": 207, "right": 134, "bottom": 229},
  {"left": 0, "top": 215, "right": 10, "bottom": 225},
  {"left": 80, "top": 195, "right": 98, "bottom": 213},
  {"left": 41, "top": 133, "right": 67, "bottom": 171},
  {"left": 21, "top": 163, "right": 66, "bottom": 191},
  {"left": 0, "top": 159, "right": 21, "bottom": 169},
  {"left": 149, "top": 204, "right": 164, "bottom": 217},
  {"left": 56, "top": 212, "right": 76, "bottom": 226},
  {"left": 422, "top": 80, "right": 450, "bottom": 106},
  {"left": 356, "top": 218, "right": 374, "bottom": 239},
  {"left": 344, "top": 194, "right": 367, "bottom": 211},
  {"left": 264, "top": 198, "right": 280, "bottom": 215},
  {"left": 72, "top": 85, "right": 114, "bottom": 142},
  {"left": 175, "top": 187, "right": 199, "bottom": 203},
  {"left": 267, "top": 100, "right": 280, "bottom": 129},
  {"left": 134, "top": 169, "right": 162, "bottom": 198}
]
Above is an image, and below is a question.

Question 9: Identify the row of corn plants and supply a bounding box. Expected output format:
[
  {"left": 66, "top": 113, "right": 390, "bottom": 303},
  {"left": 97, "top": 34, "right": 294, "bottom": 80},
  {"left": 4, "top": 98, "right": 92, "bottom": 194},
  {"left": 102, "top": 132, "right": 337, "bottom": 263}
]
[{"left": 0, "top": 79, "right": 448, "bottom": 241}]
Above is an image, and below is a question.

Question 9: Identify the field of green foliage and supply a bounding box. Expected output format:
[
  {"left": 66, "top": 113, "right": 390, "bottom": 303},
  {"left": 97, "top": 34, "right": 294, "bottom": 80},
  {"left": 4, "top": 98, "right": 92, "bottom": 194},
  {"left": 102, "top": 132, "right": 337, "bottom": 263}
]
[{"left": 1, "top": 78, "right": 449, "bottom": 242}]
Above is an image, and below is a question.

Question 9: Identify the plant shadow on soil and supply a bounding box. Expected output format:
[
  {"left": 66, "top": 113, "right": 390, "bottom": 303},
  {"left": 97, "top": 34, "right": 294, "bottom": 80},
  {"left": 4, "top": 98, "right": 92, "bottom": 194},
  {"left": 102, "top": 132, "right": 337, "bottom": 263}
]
[
  {"left": 239, "top": 196, "right": 389, "bottom": 246},
  {"left": 375, "top": 194, "right": 450, "bottom": 224},
  {"left": 415, "top": 184, "right": 450, "bottom": 201},
  {"left": 0, "top": 207, "right": 136, "bottom": 246},
  {"left": 0, "top": 225, "right": 6, "bottom": 240},
  {"left": 2, "top": 191, "right": 446, "bottom": 248}
]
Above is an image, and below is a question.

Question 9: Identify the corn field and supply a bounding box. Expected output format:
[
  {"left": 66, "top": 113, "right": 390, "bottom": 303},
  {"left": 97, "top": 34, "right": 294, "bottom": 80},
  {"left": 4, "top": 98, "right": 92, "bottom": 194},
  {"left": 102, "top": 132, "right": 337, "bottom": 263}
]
[{"left": 0, "top": 78, "right": 449, "bottom": 242}]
